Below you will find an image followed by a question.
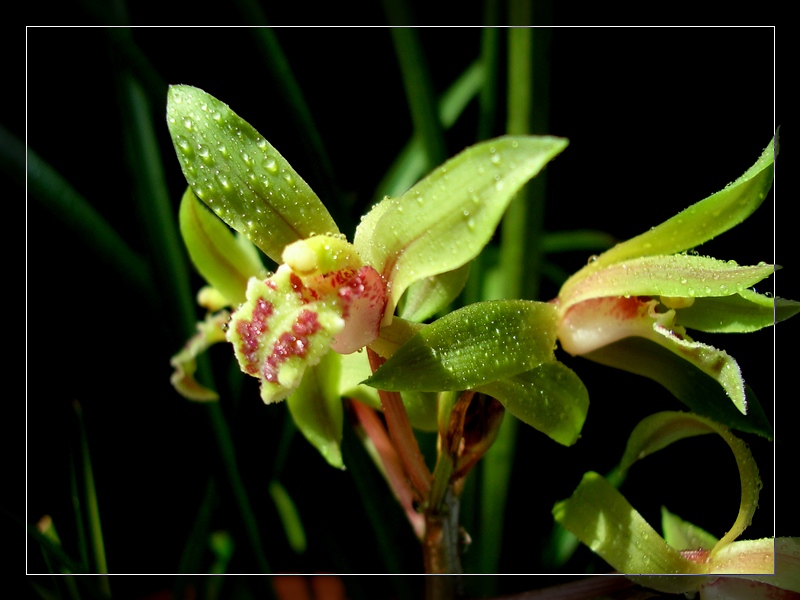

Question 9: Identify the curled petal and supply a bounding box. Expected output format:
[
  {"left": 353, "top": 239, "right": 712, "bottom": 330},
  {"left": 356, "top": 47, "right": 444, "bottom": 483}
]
[{"left": 170, "top": 311, "right": 230, "bottom": 402}]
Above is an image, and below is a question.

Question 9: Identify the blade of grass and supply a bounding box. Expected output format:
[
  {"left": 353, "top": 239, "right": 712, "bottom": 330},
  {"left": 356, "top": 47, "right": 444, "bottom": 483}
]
[
  {"left": 71, "top": 401, "right": 110, "bottom": 593},
  {"left": 26, "top": 143, "right": 158, "bottom": 311},
  {"left": 374, "top": 60, "right": 484, "bottom": 201},
  {"left": 478, "top": 15, "right": 553, "bottom": 583},
  {"left": 386, "top": 27, "right": 447, "bottom": 172}
]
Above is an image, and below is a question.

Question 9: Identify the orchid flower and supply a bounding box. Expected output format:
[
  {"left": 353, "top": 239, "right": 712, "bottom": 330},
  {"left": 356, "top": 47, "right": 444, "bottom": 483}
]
[
  {"left": 553, "top": 411, "right": 800, "bottom": 598},
  {"left": 166, "top": 85, "right": 589, "bottom": 467},
  {"left": 553, "top": 134, "right": 799, "bottom": 437}
]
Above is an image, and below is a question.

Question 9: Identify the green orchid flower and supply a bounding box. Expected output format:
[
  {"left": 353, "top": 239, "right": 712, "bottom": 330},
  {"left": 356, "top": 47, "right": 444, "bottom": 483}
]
[
  {"left": 166, "top": 85, "right": 585, "bottom": 466},
  {"left": 553, "top": 411, "right": 800, "bottom": 598},
  {"left": 553, "top": 134, "right": 799, "bottom": 437}
]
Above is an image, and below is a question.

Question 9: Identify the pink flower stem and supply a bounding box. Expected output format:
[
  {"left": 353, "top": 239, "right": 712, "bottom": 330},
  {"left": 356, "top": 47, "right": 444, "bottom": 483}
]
[{"left": 367, "top": 348, "right": 432, "bottom": 502}]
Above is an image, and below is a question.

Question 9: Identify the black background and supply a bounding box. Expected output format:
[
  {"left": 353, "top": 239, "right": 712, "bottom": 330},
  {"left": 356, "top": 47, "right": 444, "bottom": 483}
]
[{"left": 23, "top": 18, "right": 796, "bottom": 599}]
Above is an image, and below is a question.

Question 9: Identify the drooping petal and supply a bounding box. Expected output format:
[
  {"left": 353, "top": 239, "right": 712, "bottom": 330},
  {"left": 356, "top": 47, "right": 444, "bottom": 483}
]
[
  {"left": 558, "top": 296, "right": 750, "bottom": 417},
  {"left": 287, "top": 351, "right": 345, "bottom": 469},
  {"left": 170, "top": 311, "right": 230, "bottom": 401},
  {"left": 167, "top": 85, "right": 338, "bottom": 263},
  {"left": 476, "top": 361, "right": 589, "bottom": 446},
  {"left": 677, "top": 290, "right": 800, "bottom": 333}
]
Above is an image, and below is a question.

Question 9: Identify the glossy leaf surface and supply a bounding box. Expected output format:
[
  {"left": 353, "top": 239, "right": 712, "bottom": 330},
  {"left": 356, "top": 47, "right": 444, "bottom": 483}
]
[{"left": 167, "top": 85, "right": 338, "bottom": 263}]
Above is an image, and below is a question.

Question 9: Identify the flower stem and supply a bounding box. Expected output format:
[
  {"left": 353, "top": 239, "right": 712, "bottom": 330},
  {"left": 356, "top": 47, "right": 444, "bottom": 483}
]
[{"left": 367, "top": 348, "right": 432, "bottom": 501}]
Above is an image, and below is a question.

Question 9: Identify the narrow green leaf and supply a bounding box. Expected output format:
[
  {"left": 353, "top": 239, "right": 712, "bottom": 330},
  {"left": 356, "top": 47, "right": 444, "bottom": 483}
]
[
  {"left": 286, "top": 351, "right": 344, "bottom": 469},
  {"left": 269, "top": 480, "right": 307, "bottom": 554},
  {"left": 584, "top": 337, "right": 772, "bottom": 438},
  {"left": 678, "top": 290, "right": 800, "bottom": 333},
  {"left": 552, "top": 471, "right": 705, "bottom": 589},
  {"left": 365, "top": 300, "right": 558, "bottom": 392},
  {"left": 477, "top": 361, "right": 589, "bottom": 446},
  {"left": 354, "top": 136, "right": 568, "bottom": 315},
  {"left": 572, "top": 135, "right": 775, "bottom": 279},
  {"left": 179, "top": 187, "right": 265, "bottom": 306},
  {"left": 166, "top": 85, "right": 338, "bottom": 262}
]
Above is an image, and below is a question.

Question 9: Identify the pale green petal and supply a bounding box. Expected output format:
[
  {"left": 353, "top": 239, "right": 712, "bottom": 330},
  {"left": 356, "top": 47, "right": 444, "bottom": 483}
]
[
  {"left": 167, "top": 85, "right": 337, "bottom": 262},
  {"left": 364, "top": 300, "right": 559, "bottom": 392},
  {"left": 567, "top": 135, "right": 775, "bottom": 282},
  {"left": 559, "top": 254, "right": 774, "bottom": 311},
  {"left": 552, "top": 471, "right": 705, "bottom": 591},
  {"left": 678, "top": 290, "right": 800, "bottom": 333},
  {"left": 287, "top": 351, "right": 344, "bottom": 469},
  {"left": 476, "top": 361, "right": 588, "bottom": 446},
  {"left": 399, "top": 263, "right": 471, "bottom": 322},
  {"left": 618, "top": 411, "right": 762, "bottom": 555},
  {"left": 179, "top": 187, "right": 265, "bottom": 306},
  {"left": 354, "top": 136, "right": 568, "bottom": 317}
]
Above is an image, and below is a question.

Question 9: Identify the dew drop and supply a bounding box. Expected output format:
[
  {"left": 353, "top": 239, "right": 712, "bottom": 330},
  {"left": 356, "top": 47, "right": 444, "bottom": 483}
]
[{"left": 265, "top": 158, "right": 278, "bottom": 174}]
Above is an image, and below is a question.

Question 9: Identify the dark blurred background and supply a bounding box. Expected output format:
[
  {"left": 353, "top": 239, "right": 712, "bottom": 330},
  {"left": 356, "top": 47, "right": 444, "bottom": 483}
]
[{"left": 22, "top": 16, "right": 794, "bottom": 599}]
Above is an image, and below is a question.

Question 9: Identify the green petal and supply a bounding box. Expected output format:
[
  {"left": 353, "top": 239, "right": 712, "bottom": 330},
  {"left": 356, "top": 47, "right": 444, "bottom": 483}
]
[
  {"left": 583, "top": 337, "right": 772, "bottom": 438},
  {"left": 179, "top": 187, "right": 265, "bottom": 306},
  {"left": 354, "top": 136, "right": 568, "bottom": 316},
  {"left": 568, "top": 135, "right": 775, "bottom": 280},
  {"left": 399, "top": 263, "right": 471, "bottom": 322},
  {"left": 661, "top": 506, "right": 719, "bottom": 552},
  {"left": 618, "top": 411, "right": 762, "bottom": 554},
  {"left": 167, "top": 85, "right": 338, "bottom": 262},
  {"left": 552, "top": 471, "right": 705, "bottom": 591},
  {"left": 476, "top": 361, "right": 589, "bottom": 446},
  {"left": 286, "top": 351, "right": 344, "bottom": 469},
  {"left": 364, "top": 300, "right": 558, "bottom": 392},
  {"left": 560, "top": 254, "right": 775, "bottom": 311},
  {"left": 678, "top": 290, "right": 800, "bottom": 333}
]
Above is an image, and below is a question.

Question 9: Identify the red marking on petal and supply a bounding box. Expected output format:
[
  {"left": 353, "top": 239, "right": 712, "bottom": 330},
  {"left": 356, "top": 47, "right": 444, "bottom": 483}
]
[
  {"left": 262, "top": 310, "right": 323, "bottom": 382},
  {"left": 236, "top": 298, "right": 274, "bottom": 374},
  {"left": 332, "top": 266, "right": 388, "bottom": 354}
]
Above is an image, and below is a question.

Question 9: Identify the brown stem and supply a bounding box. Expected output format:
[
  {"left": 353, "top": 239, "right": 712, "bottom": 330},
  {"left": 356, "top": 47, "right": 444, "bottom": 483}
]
[{"left": 424, "top": 487, "right": 464, "bottom": 598}]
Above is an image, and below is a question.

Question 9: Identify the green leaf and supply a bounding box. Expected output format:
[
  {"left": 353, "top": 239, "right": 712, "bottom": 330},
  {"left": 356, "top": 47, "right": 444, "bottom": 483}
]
[
  {"left": 552, "top": 471, "right": 705, "bottom": 590},
  {"left": 584, "top": 337, "right": 772, "bottom": 438},
  {"left": 286, "top": 351, "right": 344, "bottom": 469},
  {"left": 354, "top": 136, "right": 568, "bottom": 316},
  {"left": 167, "top": 85, "right": 338, "bottom": 262},
  {"left": 179, "top": 187, "right": 265, "bottom": 306},
  {"left": 678, "top": 290, "right": 800, "bottom": 333},
  {"left": 560, "top": 254, "right": 775, "bottom": 310},
  {"left": 661, "top": 506, "right": 719, "bottom": 552},
  {"left": 364, "top": 300, "right": 559, "bottom": 392},
  {"left": 477, "top": 361, "right": 589, "bottom": 446},
  {"left": 569, "top": 135, "right": 775, "bottom": 281},
  {"left": 399, "top": 263, "right": 471, "bottom": 322}
]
